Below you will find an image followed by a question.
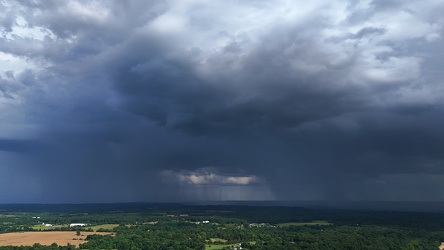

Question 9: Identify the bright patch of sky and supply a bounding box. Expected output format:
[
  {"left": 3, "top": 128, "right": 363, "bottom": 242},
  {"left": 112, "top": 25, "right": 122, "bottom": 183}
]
[{"left": 1, "top": 16, "right": 54, "bottom": 77}]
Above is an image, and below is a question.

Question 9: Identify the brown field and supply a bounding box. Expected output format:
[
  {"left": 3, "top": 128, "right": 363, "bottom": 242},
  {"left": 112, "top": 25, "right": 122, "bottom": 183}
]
[{"left": 0, "top": 231, "right": 112, "bottom": 247}]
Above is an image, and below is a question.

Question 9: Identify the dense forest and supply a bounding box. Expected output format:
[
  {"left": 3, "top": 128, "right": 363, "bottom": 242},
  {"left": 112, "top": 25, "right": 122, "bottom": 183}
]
[{"left": 0, "top": 203, "right": 443, "bottom": 249}]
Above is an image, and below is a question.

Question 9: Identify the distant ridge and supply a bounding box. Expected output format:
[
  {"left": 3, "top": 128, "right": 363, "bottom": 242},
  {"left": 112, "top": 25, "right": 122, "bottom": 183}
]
[
  {"left": 1, "top": 201, "right": 444, "bottom": 213},
  {"left": 185, "top": 200, "right": 444, "bottom": 212}
]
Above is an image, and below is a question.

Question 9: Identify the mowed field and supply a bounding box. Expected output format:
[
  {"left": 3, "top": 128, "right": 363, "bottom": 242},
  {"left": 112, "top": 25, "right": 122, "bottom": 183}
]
[{"left": 0, "top": 232, "right": 112, "bottom": 246}]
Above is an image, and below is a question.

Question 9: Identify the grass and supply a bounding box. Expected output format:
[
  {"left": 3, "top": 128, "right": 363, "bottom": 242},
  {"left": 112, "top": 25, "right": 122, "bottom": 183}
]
[
  {"left": 277, "top": 220, "right": 332, "bottom": 227},
  {"left": 32, "top": 223, "right": 119, "bottom": 232},
  {"left": 31, "top": 224, "right": 67, "bottom": 230},
  {"left": 207, "top": 238, "right": 228, "bottom": 243},
  {"left": 143, "top": 221, "right": 158, "bottom": 225},
  {"left": 205, "top": 238, "right": 239, "bottom": 249},
  {"left": 87, "top": 224, "right": 119, "bottom": 232},
  {"left": 205, "top": 243, "right": 239, "bottom": 250}
]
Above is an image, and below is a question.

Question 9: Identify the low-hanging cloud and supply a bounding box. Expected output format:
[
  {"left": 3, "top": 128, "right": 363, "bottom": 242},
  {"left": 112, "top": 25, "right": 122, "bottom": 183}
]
[{"left": 161, "top": 168, "right": 262, "bottom": 185}]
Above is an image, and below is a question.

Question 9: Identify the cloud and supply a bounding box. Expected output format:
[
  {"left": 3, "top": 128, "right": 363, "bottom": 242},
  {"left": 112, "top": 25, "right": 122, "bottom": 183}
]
[
  {"left": 161, "top": 168, "right": 262, "bottom": 185},
  {"left": 0, "top": 139, "right": 35, "bottom": 152},
  {"left": 160, "top": 167, "right": 274, "bottom": 201},
  {"left": 0, "top": 0, "right": 444, "bottom": 202}
]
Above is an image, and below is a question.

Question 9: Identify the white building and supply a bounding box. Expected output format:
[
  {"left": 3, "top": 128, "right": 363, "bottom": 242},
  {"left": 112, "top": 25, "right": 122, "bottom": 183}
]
[{"left": 70, "top": 223, "right": 87, "bottom": 227}]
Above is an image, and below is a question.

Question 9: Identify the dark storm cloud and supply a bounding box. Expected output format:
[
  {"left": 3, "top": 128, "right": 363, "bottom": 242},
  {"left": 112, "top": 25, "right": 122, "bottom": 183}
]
[
  {"left": 0, "top": 0, "right": 444, "bottom": 202},
  {"left": 0, "top": 139, "right": 35, "bottom": 152},
  {"left": 111, "top": 26, "right": 365, "bottom": 135}
]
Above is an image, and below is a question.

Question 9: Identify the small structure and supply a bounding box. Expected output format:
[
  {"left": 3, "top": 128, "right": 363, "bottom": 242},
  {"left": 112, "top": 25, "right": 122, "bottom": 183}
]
[{"left": 69, "top": 223, "right": 87, "bottom": 227}]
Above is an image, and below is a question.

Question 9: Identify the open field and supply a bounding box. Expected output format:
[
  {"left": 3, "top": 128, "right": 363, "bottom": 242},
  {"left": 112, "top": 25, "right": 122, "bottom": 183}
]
[
  {"left": 277, "top": 220, "right": 332, "bottom": 227},
  {"left": 31, "top": 224, "right": 67, "bottom": 230},
  {"left": 0, "top": 232, "right": 112, "bottom": 246},
  {"left": 205, "top": 238, "right": 240, "bottom": 249},
  {"left": 205, "top": 243, "right": 240, "bottom": 250},
  {"left": 207, "top": 238, "right": 228, "bottom": 243},
  {"left": 88, "top": 224, "right": 119, "bottom": 231},
  {"left": 144, "top": 221, "right": 158, "bottom": 225},
  {"left": 32, "top": 223, "right": 120, "bottom": 232},
  {"left": 204, "top": 238, "right": 238, "bottom": 249}
]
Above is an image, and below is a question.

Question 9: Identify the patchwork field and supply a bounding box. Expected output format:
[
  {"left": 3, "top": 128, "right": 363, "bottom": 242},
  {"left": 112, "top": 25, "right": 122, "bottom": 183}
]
[{"left": 0, "top": 231, "right": 112, "bottom": 246}]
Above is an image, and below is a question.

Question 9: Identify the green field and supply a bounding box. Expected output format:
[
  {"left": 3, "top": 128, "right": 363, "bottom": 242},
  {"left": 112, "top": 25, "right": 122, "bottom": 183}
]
[
  {"left": 31, "top": 223, "right": 119, "bottom": 232},
  {"left": 207, "top": 238, "right": 228, "bottom": 243},
  {"left": 88, "top": 224, "right": 119, "bottom": 231},
  {"left": 277, "top": 220, "right": 332, "bottom": 227},
  {"left": 31, "top": 224, "right": 67, "bottom": 230},
  {"left": 205, "top": 243, "right": 240, "bottom": 250},
  {"left": 205, "top": 238, "right": 238, "bottom": 249}
]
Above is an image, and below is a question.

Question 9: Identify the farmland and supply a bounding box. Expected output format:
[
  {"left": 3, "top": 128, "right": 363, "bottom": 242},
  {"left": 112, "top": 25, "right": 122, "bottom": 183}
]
[
  {"left": 0, "top": 203, "right": 443, "bottom": 249},
  {"left": 0, "top": 232, "right": 112, "bottom": 247}
]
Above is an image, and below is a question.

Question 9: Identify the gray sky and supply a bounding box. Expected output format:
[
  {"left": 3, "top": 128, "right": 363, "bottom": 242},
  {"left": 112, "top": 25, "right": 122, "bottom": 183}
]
[{"left": 1, "top": 0, "right": 444, "bottom": 203}]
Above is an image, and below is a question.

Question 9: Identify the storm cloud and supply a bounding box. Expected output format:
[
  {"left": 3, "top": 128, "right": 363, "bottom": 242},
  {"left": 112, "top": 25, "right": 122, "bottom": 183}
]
[{"left": 1, "top": 0, "right": 444, "bottom": 203}]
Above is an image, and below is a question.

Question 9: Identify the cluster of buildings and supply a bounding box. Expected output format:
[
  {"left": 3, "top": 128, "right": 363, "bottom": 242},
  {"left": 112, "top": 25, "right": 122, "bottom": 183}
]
[
  {"left": 33, "top": 216, "right": 86, "bottom": 228},
  {"left": 40, "top": 222, "right": 87, "bottom": 227},
  {"left": 195, "top": 220, "right": 210, "bottom": 224}
]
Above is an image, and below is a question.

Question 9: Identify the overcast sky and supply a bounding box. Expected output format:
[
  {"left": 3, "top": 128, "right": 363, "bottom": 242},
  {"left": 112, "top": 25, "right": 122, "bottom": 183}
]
[{"left": 1, "top": 0, "right": 444, "bottom": 203}]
